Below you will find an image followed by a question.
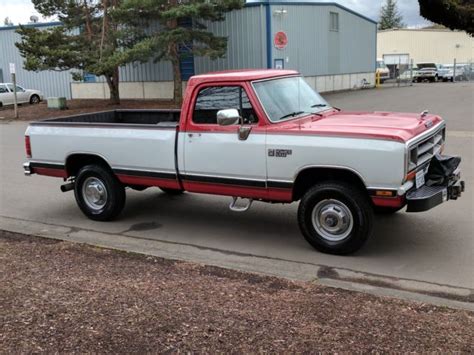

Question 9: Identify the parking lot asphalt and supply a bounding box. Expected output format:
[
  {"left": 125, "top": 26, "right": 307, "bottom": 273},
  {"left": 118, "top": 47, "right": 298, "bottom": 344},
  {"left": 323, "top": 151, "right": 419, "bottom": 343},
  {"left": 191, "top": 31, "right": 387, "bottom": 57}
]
[{"left": 1, "top": 82, "right": 473, "bottom": 307}]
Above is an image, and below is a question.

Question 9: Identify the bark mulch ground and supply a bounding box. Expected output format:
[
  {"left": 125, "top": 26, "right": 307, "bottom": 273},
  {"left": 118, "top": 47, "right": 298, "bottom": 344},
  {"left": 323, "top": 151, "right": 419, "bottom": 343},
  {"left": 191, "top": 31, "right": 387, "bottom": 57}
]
[
  {"left": 0, "top": 99, "right": 178, "bottom": 121},
  {"left": 1, "top": 230, "right": 472, "bottom": 353}
]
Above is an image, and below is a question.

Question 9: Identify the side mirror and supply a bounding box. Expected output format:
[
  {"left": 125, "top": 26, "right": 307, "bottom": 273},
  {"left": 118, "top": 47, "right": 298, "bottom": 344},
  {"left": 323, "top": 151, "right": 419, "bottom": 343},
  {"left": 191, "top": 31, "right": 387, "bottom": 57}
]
[{"left": 217, "top": 109, "right": 240, "bottom": 126}]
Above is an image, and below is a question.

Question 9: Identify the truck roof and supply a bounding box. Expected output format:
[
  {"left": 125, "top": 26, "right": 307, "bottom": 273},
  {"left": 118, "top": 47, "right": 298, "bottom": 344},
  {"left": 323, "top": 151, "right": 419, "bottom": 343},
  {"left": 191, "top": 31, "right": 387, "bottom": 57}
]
[{"left": 188, "top": 69, "right": 299, "bottom": 84}]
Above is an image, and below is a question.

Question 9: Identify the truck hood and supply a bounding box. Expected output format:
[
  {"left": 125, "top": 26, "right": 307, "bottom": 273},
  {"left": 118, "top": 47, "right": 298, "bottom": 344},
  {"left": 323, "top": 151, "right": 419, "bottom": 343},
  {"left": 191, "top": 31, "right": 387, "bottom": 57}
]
[{"left": 267, "top": 110, "right": 443, "bottom": 143}]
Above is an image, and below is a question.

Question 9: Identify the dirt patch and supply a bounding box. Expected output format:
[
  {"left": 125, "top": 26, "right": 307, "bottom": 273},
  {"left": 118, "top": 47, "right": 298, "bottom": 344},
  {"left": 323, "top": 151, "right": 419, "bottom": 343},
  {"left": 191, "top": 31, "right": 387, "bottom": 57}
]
[
  {"left": 1, "top": 230, "right": 472, "bottom": 353},
  {"left": 0, "top": 99, "right": 178, "bottom": 121}
]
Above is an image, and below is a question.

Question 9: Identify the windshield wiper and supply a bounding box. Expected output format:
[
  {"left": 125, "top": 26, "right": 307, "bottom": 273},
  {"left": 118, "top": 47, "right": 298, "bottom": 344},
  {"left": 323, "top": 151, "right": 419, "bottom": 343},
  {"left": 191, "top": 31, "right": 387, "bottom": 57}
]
[
  {"left": 278, "top": 111, "right": 305, "bottom": 120},
  {"left": 311, "top": 103, "right": 328, "bottom": 108}
]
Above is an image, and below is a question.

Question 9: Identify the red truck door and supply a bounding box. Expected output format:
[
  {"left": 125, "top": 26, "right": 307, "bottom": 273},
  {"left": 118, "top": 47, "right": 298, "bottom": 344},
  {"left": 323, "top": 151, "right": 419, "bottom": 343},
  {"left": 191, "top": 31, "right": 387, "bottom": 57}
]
[{"left": 181, "top": 84, "right": 268, "bottom": 199}]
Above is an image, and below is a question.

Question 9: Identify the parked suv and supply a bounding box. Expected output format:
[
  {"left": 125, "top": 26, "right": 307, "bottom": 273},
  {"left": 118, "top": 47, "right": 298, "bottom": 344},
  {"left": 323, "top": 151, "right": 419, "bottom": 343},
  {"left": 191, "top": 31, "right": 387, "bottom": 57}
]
[
  {"left": 438, "top": 64, "right": 469, "bottom": 82},
  {"left": 0, "top": 83, "right": 43, "bottom": 107},
  {"left": 414, "top": 63, "right": 438, "bottom": 82}
]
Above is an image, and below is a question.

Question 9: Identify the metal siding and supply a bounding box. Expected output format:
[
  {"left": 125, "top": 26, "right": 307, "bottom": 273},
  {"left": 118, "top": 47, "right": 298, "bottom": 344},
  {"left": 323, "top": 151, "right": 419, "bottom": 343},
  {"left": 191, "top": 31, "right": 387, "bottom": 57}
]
[
  {"left": 270, "top": 5, "right": 376, "bottom": 75},
  {"left": 194, "top": 6, "right": 266, "bottom": 74},
  {"left": 377, "top": 29, "right": 474, "bottom": 64},
  {"left": 0, "top": 26, "right": 74, "bottom": 99}
]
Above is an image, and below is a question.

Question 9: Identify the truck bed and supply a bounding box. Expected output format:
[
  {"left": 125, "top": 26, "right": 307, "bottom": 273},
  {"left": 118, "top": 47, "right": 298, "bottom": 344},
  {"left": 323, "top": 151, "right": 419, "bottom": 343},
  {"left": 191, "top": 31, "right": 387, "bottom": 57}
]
[{"left": 31, "top": 109, "right": 181, "bottom": 128}]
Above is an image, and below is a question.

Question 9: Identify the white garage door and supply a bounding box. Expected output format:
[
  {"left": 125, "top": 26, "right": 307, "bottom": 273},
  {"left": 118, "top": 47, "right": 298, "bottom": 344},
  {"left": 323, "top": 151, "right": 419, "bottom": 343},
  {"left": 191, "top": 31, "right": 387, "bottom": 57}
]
[{"left": 383, "top": 54, "right": 410, "bottom": 65}]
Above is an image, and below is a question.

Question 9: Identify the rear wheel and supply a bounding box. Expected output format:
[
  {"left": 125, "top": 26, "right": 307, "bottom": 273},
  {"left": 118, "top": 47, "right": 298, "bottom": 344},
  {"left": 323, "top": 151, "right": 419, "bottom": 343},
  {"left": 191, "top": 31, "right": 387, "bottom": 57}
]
[
  {"left": 29, "top": 94, "right": 40, "bottom": 104},
  {"left": 159, "top": 187, "right": 184, "bottom": 195},
  {"left": 298, "top": 182, "right": 373, "bottom": 255},
  {"left": 74, "top": 164, "right": 125, "bottom": 221}
]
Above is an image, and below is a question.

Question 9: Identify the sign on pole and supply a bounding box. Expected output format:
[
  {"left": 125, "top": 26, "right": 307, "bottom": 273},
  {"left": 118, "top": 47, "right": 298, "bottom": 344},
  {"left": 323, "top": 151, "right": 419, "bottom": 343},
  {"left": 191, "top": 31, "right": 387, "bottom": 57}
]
[{"left": 9, "top": 63, "right": 18, "bottom": 118}]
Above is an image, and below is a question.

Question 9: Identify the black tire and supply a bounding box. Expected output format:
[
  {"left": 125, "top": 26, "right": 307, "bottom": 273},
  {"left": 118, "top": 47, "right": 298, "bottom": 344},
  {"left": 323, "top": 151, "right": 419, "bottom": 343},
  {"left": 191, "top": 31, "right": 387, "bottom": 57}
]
[
  {"left": 29, "top": 94, "right": 40, "bottom": 104},
  {"left": 159, "top": 187, "right": 184, "bottom": 195},
  {"left": 373, "top": 205, "right": 405, "bottom": 214},
  {"left": 297, "top": 182, "right": 373, "bottom": 255},
  {"left": 74, "top": 164, "right": 126, "bottom": 221}
]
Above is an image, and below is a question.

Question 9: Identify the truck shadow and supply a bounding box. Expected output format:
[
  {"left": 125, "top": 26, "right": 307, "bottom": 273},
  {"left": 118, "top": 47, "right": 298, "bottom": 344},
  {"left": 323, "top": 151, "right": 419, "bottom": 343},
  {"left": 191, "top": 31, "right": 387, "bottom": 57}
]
[{"left": 117, "top": 189, "right": 447, "bottom": 257}]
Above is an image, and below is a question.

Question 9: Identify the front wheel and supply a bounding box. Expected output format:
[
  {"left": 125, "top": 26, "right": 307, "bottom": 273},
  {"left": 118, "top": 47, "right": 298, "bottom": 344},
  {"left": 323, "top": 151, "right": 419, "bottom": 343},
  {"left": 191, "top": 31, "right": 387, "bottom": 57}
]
[
  {"left": 74, "top": 164, "right": 126, "bottom": 221},
  {"left": 297, "top": 182, "right": 373, "bottom": 255}
]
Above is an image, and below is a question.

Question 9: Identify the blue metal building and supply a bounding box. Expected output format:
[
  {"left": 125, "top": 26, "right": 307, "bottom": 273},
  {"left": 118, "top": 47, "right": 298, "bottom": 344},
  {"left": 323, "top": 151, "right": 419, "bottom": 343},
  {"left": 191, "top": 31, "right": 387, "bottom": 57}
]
[{"left": 0, "top": 1, "right": 377, "bottom": 100}]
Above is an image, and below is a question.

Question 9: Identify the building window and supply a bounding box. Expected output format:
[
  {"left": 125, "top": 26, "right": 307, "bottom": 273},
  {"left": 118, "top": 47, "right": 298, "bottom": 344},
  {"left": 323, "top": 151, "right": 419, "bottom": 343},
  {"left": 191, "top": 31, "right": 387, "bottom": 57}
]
[{"left": 330, "top": 12, "right": 339, "bottom": 32}]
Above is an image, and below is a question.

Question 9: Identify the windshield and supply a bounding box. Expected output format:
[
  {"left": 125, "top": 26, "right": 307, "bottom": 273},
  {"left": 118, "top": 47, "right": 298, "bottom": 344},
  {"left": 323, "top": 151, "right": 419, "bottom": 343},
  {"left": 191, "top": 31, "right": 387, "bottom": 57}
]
[
  {"left": 376, "top": 60, "right": 387, "bottom": 69},
  {"left": 252, "top": 76, "right": 330, "bottom": 122},
  {"left": 417, "top": 63, "right": 437, "bottom": 69}
]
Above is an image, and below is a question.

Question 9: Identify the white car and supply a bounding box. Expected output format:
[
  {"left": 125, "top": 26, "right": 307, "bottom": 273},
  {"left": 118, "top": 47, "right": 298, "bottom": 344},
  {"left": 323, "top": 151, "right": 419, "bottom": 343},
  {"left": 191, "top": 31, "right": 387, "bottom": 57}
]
[{"left": 0, "top": 83, "right": 43, "bottom": 107}]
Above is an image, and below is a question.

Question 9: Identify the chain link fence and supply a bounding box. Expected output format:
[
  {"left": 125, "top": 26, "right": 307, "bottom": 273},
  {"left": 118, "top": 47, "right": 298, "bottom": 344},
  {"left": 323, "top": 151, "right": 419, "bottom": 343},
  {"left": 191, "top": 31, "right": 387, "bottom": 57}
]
[{"left": 381, "top": 59, "right": 473, "bottom": 88}]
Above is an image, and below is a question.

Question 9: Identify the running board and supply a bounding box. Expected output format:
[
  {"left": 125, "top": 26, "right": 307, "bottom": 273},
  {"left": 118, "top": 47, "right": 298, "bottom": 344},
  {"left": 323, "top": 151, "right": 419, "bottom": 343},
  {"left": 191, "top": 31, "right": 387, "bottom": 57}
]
[{"left": 229, "top": 197, "right": 253, "bottom": 212}]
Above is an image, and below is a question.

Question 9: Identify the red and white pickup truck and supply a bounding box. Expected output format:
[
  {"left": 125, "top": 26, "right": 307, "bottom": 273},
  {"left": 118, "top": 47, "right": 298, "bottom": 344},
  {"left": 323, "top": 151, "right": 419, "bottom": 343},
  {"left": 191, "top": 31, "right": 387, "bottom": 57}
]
[{"left": 23, "top": 70, "right": 465, "bottom": 254}]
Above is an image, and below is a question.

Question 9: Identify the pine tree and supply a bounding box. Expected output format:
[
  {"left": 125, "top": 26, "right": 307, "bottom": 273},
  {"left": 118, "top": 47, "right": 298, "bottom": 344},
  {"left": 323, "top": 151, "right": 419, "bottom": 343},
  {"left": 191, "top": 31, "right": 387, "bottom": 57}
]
[
  {"left": 117, "top": 0, "right": 244, "bottom": 104},
  {"left": 15, "top": 0, "right": 151, "bottom": 104},
  {"left": 378, "top": 0, "right": 405, "bottom": 30},
  {"left": 419, "top": 0, "right": 473, "bottom": 36}
]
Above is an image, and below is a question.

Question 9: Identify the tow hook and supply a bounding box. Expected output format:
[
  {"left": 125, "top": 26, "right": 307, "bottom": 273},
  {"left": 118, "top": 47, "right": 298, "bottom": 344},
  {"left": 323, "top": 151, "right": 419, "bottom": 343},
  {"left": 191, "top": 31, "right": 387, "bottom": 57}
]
[
  {"left": 448, "top": 181, "right": 465, "bottom": 200},
  {"left": 60, "top": 182, "right": 75, "bottom": 192},
  {"left": 229, "top": 197, "right": 253, "bottom": 212}
]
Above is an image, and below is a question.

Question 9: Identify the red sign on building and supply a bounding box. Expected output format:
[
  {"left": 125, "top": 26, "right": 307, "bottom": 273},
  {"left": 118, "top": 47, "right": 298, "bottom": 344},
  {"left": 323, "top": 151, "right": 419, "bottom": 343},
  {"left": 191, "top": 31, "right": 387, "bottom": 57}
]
[{"left": 274, "top": 31, "right": 288, "bottom": 50}]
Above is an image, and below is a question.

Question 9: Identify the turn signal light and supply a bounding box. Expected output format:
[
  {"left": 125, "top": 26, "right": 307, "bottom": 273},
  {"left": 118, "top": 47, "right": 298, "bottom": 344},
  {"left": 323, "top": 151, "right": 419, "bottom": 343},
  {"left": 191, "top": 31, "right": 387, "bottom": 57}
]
[
  {"left": 375, "top": 190, "right": 396, "bottom": 197},
  {"left": 405, "top": 170, "right": 416, "bottom": 182},
  {"left": 25, "top": 136, "right": 32, "bottom": 158}
]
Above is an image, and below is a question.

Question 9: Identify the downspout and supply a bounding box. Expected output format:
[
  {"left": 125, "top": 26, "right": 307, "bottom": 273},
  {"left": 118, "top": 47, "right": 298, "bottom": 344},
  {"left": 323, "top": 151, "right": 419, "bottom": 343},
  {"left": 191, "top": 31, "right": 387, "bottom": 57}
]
[{"left": 265, "top": 3, "right": 272, "bottom": 69}]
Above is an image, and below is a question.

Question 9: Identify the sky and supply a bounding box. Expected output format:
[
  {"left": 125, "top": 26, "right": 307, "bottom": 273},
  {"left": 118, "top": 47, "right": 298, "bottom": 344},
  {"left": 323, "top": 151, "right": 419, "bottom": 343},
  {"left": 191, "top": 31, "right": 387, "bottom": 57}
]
[{"left": 0, "top": 0, "right": 431, "bottom": 27}]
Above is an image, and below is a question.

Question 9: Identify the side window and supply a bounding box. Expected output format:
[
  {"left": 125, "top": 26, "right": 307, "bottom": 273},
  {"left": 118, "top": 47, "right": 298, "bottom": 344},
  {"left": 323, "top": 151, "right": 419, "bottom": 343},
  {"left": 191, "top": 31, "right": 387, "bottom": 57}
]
[
  {"left": 330, "top": 12, "right": 339, "bottom": 32},
  {"left": 6, "top": 84, "right": 25, "bottom": 92},
  {"left": 0, "top": 85, "right": 8, "bottom": 94},
  {"left": 193, "top": 86, "right": 258, "bottom": 125}
]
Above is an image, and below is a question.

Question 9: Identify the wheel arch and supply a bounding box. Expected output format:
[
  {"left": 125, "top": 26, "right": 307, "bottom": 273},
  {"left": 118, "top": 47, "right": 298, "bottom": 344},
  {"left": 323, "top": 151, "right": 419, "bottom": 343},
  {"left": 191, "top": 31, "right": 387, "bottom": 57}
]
[
  {"left": 292, "top": 166, "right": 367, "bottom": 201},
  {"left": 29, "top": 93, "right": 40, "bottom": 102},
  {"left": 65, "top": 153, "right": 113, "bottom": 177}
]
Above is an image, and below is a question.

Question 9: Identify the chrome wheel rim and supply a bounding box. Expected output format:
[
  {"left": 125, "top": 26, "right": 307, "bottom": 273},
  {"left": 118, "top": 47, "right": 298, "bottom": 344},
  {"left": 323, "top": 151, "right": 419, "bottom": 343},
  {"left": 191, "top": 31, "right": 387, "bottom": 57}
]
[
  {"left": 82, "top": 177, "right": 108, "bottom": 211},
  {"left": 311, "top": 199, "right": 354, "bottom": 242},
  {"left": 31, "top": 96, "right": 39, "bottom": 104}
]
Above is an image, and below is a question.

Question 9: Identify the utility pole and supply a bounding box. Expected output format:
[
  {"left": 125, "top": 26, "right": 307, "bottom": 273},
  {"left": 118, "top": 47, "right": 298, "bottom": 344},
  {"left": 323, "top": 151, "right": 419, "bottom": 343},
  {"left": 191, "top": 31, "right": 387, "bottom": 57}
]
[
  {"left": 9, "top": 63, "right": 18, "bottom": 119},
  {"left": 453, "top": 58, "right": 457, "bottom": 83}
]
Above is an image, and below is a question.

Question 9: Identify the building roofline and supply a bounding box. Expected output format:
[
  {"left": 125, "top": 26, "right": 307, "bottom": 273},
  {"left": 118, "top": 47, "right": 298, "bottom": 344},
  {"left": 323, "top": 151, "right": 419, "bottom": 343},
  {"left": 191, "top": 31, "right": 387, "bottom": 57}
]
[
  {"left": 245, "top": 1, "right": 377, "bottom": 24},
  {"left": 0, "top": 21, "right": 62, "bottom": 31},
  {"left": 378, "top": 28, "right": 465, "bottom": 33}
]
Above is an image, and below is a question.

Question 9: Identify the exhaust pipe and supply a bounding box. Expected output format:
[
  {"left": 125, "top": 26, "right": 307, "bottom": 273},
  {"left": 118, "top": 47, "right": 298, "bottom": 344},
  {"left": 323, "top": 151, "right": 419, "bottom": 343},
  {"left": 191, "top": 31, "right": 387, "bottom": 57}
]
[{"left": 60, "top": 182, "right": 75, "bottom": 192}]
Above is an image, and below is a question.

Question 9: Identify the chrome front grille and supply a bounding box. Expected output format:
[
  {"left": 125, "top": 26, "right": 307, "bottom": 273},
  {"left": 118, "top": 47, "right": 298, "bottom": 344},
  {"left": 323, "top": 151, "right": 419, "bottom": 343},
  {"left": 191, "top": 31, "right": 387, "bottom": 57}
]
[{"left": 408, "top": 127, "right": 445, "bottom": 171}]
